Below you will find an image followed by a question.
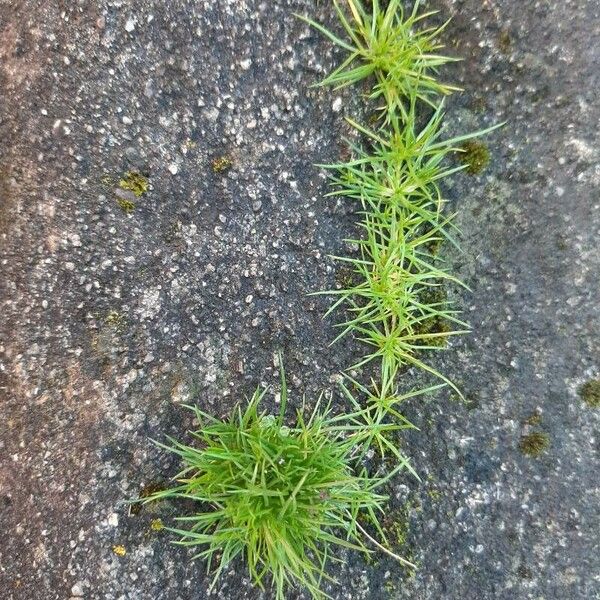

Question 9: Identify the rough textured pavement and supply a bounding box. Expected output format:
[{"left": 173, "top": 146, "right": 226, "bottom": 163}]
[{"left": 1, "top": 1, "right": 599, "bottom": 599}]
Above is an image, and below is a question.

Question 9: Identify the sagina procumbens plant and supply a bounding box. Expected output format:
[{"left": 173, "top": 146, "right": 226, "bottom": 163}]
[{"left": 144, "top": 365, "right": 413, "bottom": 599}]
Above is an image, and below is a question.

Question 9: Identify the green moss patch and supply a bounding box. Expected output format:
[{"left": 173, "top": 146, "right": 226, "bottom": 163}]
[
  {"left": 459, "top": 140, "right": 491, "bottom": 175},
  {"left": 119, "top": 171, "right": 148, "bottom": 197},
  {"left": 519, "top": 432, "right": 549, "bottom": 456},
  {"left": 579, "top": 379, "right": 600, "bottom": 408},
  {"left": 211, "top": 155, "right": 233, "bottom": 173},
  {"left": 116, "top": 198, "right": 136, "bottom": 214}
]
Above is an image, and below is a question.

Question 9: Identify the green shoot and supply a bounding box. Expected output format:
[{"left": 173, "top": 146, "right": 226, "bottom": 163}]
[{"left": 297, "top": 0, "right": 460, "bottom": 118}]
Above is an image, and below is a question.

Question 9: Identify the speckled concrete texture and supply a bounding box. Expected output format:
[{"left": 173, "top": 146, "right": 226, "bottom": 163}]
[{"left": 1, "top": 1, "right": 599, "bottom": 599}]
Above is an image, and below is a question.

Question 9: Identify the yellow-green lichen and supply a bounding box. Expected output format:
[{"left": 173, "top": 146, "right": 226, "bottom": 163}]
[
  {"left": 112, "top": 544, "right": 127, "bottom": 557},
  {"left": 579, "top": 379, "right": 600, "bottom": 408},
  {"left": 119, "top": 171, "right": 148, "bottom": 197},
  {"left": 459, "top": 140, "right": 491, "bottom": 175},
  {"left": 211, "top": 155, "right": 233, "bottom": 173},
  {"left": 519, "top": 432, "right": 549, "bottom": 456}
]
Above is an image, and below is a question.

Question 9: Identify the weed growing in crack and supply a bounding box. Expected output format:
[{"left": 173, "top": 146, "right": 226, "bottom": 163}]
[
  {"left": 301, "top": 0, "right": 502, "bottom": 404},
  {"left": 143, "top": 365, "right": 414, "bottom": 600}
]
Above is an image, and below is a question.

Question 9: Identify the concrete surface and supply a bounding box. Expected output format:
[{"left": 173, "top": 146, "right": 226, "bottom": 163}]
[{"left": 1, "top": 0, "right": 599, "bottom": 598}]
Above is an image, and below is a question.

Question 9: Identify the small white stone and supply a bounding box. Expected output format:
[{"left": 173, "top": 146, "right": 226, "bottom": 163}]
[
  {"left": 125, "top": 18, "right": 136, "bottom": 32},
  {"left": 71, "top": 582, "right": 84, "bottom": 596},
  {"left": 245, "top": 294, "right": 253, "bottom": 304},
  {"left": 168, "top": 163, "right": 178, "bottom": 175},
  {"left": 240, "top": 59, "right": 252, "bottom": 70},
  {"left": 108, "top": 513, "right": 119, "bottom": 527},
  {"left": 332, "top": 97, "right": 342, "bottom": 112},
  {"left": 122, "top": 116, "right": 133, "bottom": 125}
]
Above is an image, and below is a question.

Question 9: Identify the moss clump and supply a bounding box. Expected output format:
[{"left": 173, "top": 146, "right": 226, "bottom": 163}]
[
  {"left": 211, "top": 155, "right": 233, "bottom": 173},
  {"left": 105, "top": 310, "right": 126, "bottom": 330},
  {"left": 458, "top": 140, "right": 491, "bottom": 175},
  {"left": 383, "top": 508, "right": 408, "bottom": 548},
  {"left": 523, "top": 411, "right": 542, "bottom": 426},
  {"left": 579, "top": 379, "right": 600, "bottom": 408},
  {"left": 119, "top": 171, "right": 148, "bottom": 197},
  {"left": 414, "top": 286, "right": 453, "bottom": 347},
  {"left": 498, "top": 30, "right": 512, "bottom": 54},
  {"left": 129, "top": 482, "right": 167, "bottom": 516},
  {"left": 426, "top": 319, "right": 453, "bottom": 347},
  {"left": 519, "top": 432, "right": 549, "bottom": 456},
  {"left": 116, "top": 198, "right": 136, "bottom": 214},
  {"left": 426, "top": 235, "right": 443, "bottom": 256},
  {"left": 150, "top": 518, "right": 164, "bottom": 532}
]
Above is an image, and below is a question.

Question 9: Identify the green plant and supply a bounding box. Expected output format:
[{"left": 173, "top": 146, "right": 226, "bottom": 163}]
[
  {"left": 298, "top": 0, "right": 459, "bottom": 118},
  {"left": 316, "top": 102, "right": 499, "bottom": 396},
  {"left": 301, "top": 0, "right": 502, "bottom": 404},
  {"left": 143, "top": 365, "right": 413, "bottom": 600}
]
